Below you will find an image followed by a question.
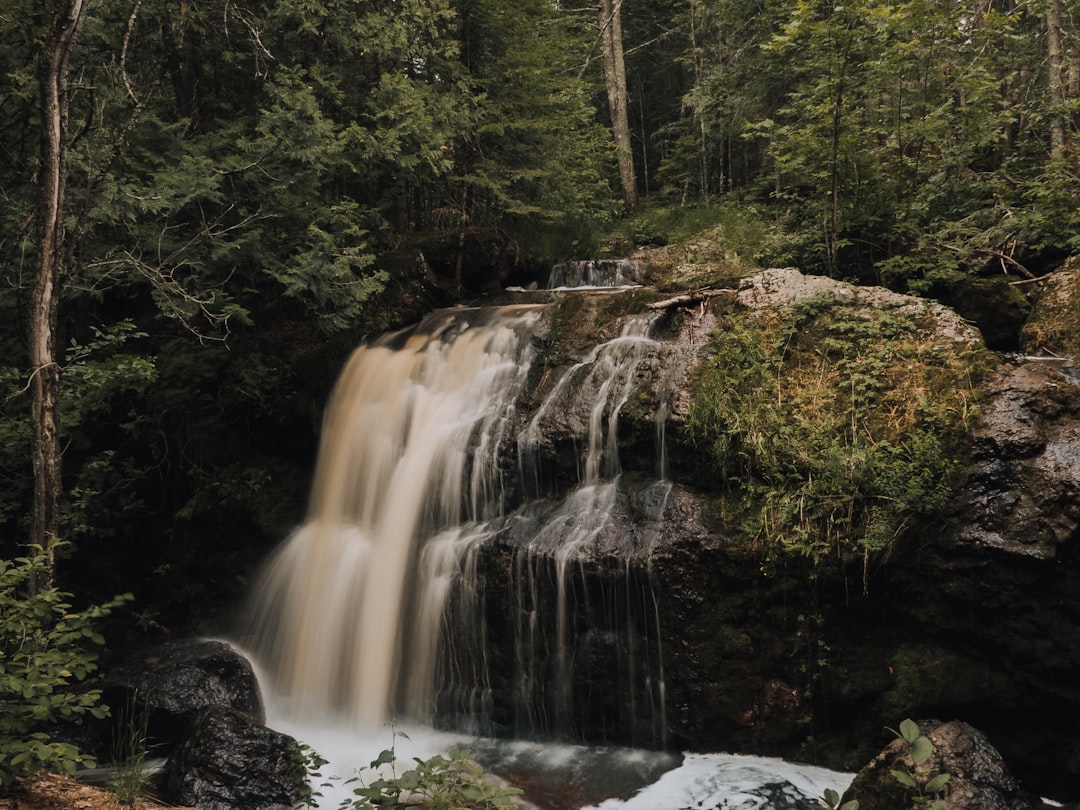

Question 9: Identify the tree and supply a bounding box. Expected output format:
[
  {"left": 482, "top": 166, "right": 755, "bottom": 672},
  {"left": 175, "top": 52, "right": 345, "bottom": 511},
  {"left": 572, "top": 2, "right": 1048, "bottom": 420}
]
[
  {"left": 29, "top": 0, "right": 89, "bottom": 588},
  {"left": 1046, "top": 0, "right": 1067, "bottom": 160},
  {"left": 599, "top": 0, "right": 638, "bottom": 212}
]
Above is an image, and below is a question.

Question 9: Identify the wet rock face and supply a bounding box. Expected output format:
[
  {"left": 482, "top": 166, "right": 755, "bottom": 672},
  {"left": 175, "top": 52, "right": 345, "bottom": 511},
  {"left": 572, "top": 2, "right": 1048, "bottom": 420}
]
[
  {"left": 105, "top": 639, "right": 265, "bottom": 748},
  {"left": 843, "top": 720, "right": 1042, "bottom": 810},
  {"left": 958, "top": 358, "right": 1080, "bottom": 559},
  {"left": 513, "top": 268, "right": 1080, "bottom": 798},
  {"left": 164, "top": 706, "right": 307, "bottom": 810}
]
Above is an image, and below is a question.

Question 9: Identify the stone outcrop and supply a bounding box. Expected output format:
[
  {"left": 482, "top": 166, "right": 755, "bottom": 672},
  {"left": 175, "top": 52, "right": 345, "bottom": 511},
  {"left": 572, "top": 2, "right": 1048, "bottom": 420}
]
[
  {"left": 1021, "top": 256, "right": 1080, "bottom": 357},
  {"left": 505, "top": 266, "right": 1079, "bottom": 802},
  {"left": 735, "top": 267, "right": 983, "bottom": 349},
  {"left": 105, "top": 638, "right": 265, "bottom": 746},
  {"left": 100, "top": 639, "right": 308, "bottom": 809},
  {"left": 956, "top": 357, "right": 1080, "bottom": 559},
  {"left": 843, "top": 720, "right": 1041, "bottom": 810}
]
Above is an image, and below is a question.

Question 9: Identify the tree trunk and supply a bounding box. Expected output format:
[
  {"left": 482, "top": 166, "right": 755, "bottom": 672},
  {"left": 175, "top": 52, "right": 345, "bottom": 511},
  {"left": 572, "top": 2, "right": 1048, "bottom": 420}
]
[
  {"left": 599, "top": 0, "right": 638, "bottom": 213},
  {"left": 1047, "top": 0, "right": 1066, "bottom": 159},
  {"left": 31, "top": 0, "right": 86, "bottom": 588}
]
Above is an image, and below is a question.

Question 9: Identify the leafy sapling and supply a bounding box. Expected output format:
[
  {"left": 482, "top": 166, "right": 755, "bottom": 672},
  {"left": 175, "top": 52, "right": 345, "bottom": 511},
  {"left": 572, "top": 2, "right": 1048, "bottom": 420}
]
[
  {"left": 887, "top": 718, "right": 951, "bottom": 809},
  {"left": 0, "top": 541, "right": 131, "bottom": 787}
]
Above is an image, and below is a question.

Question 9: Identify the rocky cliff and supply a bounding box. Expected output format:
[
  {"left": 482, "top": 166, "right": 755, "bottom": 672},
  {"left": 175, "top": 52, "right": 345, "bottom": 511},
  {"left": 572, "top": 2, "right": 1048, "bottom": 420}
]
[{"left": 494, "top": 261, "right": 1079, "bottom": 802}]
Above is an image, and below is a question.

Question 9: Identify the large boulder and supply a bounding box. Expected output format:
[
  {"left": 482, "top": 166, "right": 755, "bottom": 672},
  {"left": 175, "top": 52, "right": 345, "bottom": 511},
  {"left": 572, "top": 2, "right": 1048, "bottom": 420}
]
[
  {"left": 164, "top": 706, "right": 308, "bottom": 810},
  {"left": 105, "top": 638, "right": 264, "bottom": 751},
  {"left": 843, "top": 720, "right": 1041, "bottom": 810}
]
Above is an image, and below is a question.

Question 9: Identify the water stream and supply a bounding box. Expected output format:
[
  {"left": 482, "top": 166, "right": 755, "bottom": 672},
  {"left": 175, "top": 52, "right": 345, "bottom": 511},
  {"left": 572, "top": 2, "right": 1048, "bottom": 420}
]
[{"left": 242, "top": 277, "right": 852, "bottom": 807}]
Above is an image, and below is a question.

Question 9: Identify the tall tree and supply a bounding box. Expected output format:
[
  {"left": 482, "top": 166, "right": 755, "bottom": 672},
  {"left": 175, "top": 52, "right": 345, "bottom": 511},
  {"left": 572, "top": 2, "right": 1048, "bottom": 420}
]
[
  {"left": 1046, "top": 0, "right": 1067, "bottom": 159},
  {"left": 600, "top": 0, "right": 638, "bottom": 212},
  {"left": 456, "top": 0, "right": 615, "bottom": 256},
  {"left": 30, "top": 0, "right": 88, "bottom": 586}
]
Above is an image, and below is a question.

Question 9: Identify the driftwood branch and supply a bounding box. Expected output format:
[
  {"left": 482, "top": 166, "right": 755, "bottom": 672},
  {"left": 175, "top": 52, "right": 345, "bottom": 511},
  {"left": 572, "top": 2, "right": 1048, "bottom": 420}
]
[{"left": 647, "top": 288, "right": 730, "bottom": 311}]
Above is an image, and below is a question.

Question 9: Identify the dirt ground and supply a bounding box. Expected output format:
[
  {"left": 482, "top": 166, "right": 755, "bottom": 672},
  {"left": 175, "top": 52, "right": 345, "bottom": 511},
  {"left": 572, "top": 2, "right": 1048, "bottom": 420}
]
[{"left": 0, "top": 772, "right": 194, "bottom": 810}]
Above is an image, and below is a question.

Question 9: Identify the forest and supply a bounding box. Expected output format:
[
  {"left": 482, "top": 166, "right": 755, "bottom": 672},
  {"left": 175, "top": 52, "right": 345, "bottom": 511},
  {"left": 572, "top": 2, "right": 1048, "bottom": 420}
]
[{"left": 1, "top": 0, "right": 1079, "bottom": 800}]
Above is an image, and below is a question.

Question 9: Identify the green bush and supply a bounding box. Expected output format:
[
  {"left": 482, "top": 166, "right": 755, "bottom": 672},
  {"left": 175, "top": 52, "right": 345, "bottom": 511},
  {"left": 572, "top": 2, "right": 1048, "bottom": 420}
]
[
  {"left": 0, "top": 542, "right": 130, "bottom": 787},
  {"left": 339, "top": 731, "right": 521, "bottom": 810}
]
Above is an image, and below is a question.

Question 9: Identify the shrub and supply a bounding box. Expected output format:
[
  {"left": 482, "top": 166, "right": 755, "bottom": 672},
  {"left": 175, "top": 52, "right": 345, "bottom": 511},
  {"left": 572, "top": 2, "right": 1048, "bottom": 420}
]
[
  {"left": 0, "top": 542, "right": 130, "bottom": 787},
  {"left": 339, "top": 731, "right": 521, "bottom": 810}
]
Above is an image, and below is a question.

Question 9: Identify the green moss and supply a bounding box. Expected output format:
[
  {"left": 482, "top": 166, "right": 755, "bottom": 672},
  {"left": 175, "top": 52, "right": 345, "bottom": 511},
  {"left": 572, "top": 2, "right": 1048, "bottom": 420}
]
[
  {"left": 879, "top": 645, "right": 995, "bottom": 721},
  {"left": 541, "top": 288, "right": 663, "bottom": 368},
  {"left": 685, "top": 294, "right": 994, "bottom": 569},
  {"left": 1021, "top": 257, "right": 1080, "bottom": 356}
]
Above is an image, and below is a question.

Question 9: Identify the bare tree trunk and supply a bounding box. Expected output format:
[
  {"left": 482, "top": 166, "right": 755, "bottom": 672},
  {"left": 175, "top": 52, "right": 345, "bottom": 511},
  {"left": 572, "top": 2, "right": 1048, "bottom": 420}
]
[
  {"left": 971, "top": 0, "right": 990, "bottom": 30},
  {"left": 1047, "top": 0, "right": 1066, "bottom": 159},
  {"left": 31, "top": 0, "right": 87, "bottom": 588},
  {"left": 599, "top": 0, "right": 638, "bottom": 213}
]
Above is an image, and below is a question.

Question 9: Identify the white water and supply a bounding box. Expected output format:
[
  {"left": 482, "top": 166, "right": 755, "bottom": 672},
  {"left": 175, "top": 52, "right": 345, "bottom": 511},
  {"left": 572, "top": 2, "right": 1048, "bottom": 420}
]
[
  {"left": 242, "top": 298, "right": 853, "bottom": 808},
  {"left": 548, "top": 259, "right": 642, "bottom": 289}
]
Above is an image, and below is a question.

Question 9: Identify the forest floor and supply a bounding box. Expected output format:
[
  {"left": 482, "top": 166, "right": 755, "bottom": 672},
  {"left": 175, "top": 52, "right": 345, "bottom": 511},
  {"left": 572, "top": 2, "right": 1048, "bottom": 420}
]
[{"left": 0, "top": 772, "right": 194, "bottom": 810}]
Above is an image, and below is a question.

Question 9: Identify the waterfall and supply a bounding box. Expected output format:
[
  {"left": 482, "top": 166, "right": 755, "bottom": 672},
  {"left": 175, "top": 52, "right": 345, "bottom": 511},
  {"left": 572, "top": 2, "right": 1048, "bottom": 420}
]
[
  {"left": 245, "top": 300, "right": 669, "bottom": 746},
  {"left": 548, "top": 259, "right": 642, "bottom": 289}
]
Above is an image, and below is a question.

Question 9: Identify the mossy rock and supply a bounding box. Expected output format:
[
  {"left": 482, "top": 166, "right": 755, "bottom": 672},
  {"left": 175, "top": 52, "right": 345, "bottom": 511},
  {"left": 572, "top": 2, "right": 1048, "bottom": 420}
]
[
  {"left": 1020, "top": 255, "right": 1080, "bottom": 357},
  {"left": 942, "top": 275, "right": 1032, "bottom": 350}
]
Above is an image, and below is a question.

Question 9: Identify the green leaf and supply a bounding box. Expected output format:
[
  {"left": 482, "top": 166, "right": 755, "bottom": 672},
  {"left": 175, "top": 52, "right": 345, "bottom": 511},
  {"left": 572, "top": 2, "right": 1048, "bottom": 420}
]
[
  {"left": 899, "top": 718, "right": 921, "bottom": 744},
  {"left": 924, "top": 773, "right": 951, "bottom": 793},
  {"left": 890, "top": 769, "right": 918, "bottom": 789},
  {"left": 910, "top": 735, "right": 933, "bottom": 765},
  {"left": 371, "top": 748, "right": 395, "bottom": 768}
]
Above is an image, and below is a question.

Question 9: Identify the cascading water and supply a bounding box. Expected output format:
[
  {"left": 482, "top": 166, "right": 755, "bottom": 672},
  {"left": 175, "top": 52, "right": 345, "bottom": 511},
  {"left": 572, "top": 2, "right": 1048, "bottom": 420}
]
[
  {"left": 246, "top": 305, "right": 545, "bottom": 726},
  {"left": 548, "top": 259, "right": 642, "bottom": 289},
  {"left": 246, "top": 300, "right": 668, "bottom": 743}
]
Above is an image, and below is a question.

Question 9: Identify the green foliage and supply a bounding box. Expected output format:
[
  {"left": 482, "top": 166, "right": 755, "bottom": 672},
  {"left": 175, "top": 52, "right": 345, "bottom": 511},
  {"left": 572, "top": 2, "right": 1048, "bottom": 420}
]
[
  {"left": 0, "top": 543, "right": 130, "bottom": 787},
  {"left": 457, "top": 0, "right": 617, "bottom": 260},
  {"left": 659, "top": 0, "right": 1079, "bottom": 288},
  {"left": 686, "top": 293, "right": 990, "bottom": 575},
  {"left": 887, "top": 719, "right": 950, "bottom": 809},
  {"left": 820, "top": 786, "right": 859, "bottom": 810},
  {"left": 339, "top": 732, "right": 521, "bottom": 810}
]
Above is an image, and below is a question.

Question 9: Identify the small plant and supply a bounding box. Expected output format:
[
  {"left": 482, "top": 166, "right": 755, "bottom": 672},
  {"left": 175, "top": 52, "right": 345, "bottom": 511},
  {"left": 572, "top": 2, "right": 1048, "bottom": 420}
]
[
  {"left": 339, "top": 730, "right": 521, "bottom": 810},
  {"left": 295, "top": 742, "right": 331, "bottom": 808},
  {"left": 820, "top": 786, "right": 859, "bottom": 810},
  {"left": 0, "top": 541, "right": 131, "bottom": 787},
  {"left": 107, "top": 691, "right": 152, "bottom": 805},
  {"left": 888, "top": 718, "right": 951, "bottom": 809}
]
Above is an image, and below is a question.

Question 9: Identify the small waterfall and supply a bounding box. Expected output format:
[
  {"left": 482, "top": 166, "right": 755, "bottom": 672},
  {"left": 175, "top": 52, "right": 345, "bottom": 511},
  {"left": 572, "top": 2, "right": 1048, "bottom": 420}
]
[
  {"left": 246, "top": 301, "right": 670, "bottom": 746},
  {"left": 548, "top": 258, "right": 642, "bottom": 289},
  {"left": 442, "top": 313, "right": 669, "bottom": 744}
]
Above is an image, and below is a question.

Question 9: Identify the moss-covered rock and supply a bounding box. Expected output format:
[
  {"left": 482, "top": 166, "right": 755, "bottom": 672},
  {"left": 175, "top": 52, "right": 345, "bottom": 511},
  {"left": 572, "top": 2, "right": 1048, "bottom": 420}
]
[{"left": 1020, "top": 254, "right": 1080, "bottom": 357}]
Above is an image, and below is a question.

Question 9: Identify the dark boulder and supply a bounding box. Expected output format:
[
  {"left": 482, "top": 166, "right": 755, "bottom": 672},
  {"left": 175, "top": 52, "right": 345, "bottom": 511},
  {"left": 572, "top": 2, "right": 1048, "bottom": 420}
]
[
  {"left": 164, "top": 706, "right": 307, "bottom": 810},
  {"left": 843, "top": 720, "right": 1041, "bottom": 810},
  {"left": 105, "top": 638, "right": 264, "bottom": 754}
]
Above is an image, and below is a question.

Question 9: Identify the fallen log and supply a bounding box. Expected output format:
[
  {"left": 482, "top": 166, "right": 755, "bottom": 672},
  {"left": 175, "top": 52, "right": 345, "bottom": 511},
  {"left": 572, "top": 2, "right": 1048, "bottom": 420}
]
[{"left": 647, "top": 288, "right": 730, "bottom": 311}]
